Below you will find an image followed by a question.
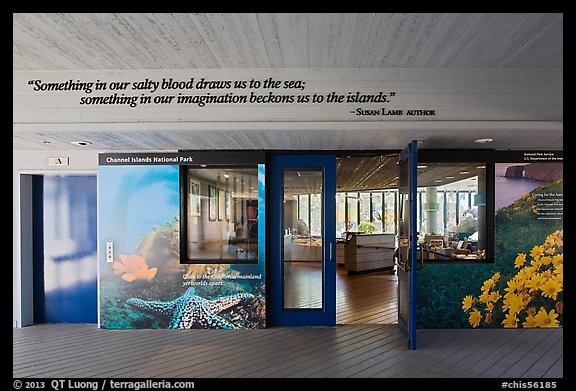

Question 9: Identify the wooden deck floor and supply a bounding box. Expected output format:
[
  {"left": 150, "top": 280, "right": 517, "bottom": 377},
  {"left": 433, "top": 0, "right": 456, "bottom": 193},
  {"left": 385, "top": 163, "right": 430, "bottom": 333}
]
[{"left": 13, "top": 324, "right": 562, "bottom": 378}]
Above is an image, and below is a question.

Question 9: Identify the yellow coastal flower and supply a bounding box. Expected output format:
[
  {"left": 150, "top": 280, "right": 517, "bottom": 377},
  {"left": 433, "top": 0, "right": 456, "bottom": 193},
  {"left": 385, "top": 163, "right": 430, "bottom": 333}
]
[
  {"left": 553, "top": 264, "right": 563, "bottom": 280},
  {"left": 504, "top": 279, "right": 519, "bottom": 294},
  {"left": 488, "top": 291, "right": 501, "bottom": 303},
  {"left": 540, "top": 269, "right": 553, "bottom": 281},
  {"left": 522, "top": 314, "right": 539, "bottom": 328},
  {"left": 545, "top": 235, "right": 556, "bottom": 248},
  {"left": 469, "top": 308, "right": 482, "bottom": 328},
  {"left": 540, "top": 278, "right": 562, "bottom": 300},
  {"left": 530, "top": 258, "right": 543, "bottom": 270},
  {"left": 534, "top": 308, "right": 559, "bottom": 328},
  {"left": 514, "top": 253, "right": 527, "bottom": 268},
  {"left": 540, "top": 256, "right": 552, "bottom": 266},
  {"left": 479, "top": 290, "right": 491, "bottom": 304},
  {"left": 503, "top": 293, "right": 525, "bottom": 316},
  {"left": 516, "top": 266, "right": 535, "bottom": 286},
  {"left": 462, "top": 295, "right": 475, "bottom": 312},
  {"left": 485, "top": 312, "right": 493, "bottom": 325},
  {"left": 526, "top": 273, "right": 545, "bottom": 293},
  {"left": 544, "top": 247, "right": 556, "bottom": 255},
  {"left": 481, "top": 278, "right": 495, "bottom": 293},
  {"left": 502, "top": 313, "right": 518, "bottom": 328},
  {"left": 552, "top": 230, "right": 563, "bottom": 247},
  {"left": 486, "top": 302, "right": 494, "bottom": 313},
  {"left": 492, "top": 272, "right": 501, "bottom": 282},
  {"left": 530, "top": 245, "right": 544, "bottom": 260},
  {"left": 526, "top": 307, "right": 536, "bottom": 316},
  {"left": 552, "top": 254, "right": 563, "bottom": 267}
]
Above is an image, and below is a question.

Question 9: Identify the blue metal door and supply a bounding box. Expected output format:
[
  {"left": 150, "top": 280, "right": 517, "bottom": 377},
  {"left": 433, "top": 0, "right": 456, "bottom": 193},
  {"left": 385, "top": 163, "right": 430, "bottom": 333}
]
[
  {"left": 33, "top": 175, "right": 98, "bottom": 323},
  {"left": 269, "top": 155, "right": 336, "bottom": 326},
  {"left": 397, "top": 141, "right": 418, "bottom": 349}
]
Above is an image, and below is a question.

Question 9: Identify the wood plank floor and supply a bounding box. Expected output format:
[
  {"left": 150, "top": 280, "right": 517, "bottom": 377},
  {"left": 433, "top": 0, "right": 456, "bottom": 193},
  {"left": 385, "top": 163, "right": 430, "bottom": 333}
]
[
  {"left": 13, "top": 324, "right": 562, "bottom": 378},
  {"left": 337, "top": 265, "right": 397, "bottom": 324},
  {"left": 283, "top": 262, "right": 397, "bottom": 324}
]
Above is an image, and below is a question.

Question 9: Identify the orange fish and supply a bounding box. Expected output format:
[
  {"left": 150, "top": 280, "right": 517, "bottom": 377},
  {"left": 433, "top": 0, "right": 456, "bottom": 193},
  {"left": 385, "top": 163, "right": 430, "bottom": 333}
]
[{"left": 112, "top": 254, "right": 157, "bottom": 282}]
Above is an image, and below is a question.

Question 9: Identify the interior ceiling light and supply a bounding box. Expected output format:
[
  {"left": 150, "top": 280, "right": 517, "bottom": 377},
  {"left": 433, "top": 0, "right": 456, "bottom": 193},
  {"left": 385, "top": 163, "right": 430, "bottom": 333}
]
[
  {"left": 473, "top": 138, "right": 494, "bottom": 144},
  {"left": 417, "top": 165, "right": 428, "bottom": 169},
  {"left": 435, "top": 180, "right": 442, "bottom": 183},
  {"left": 459, "top": 171, "right": 470, "bottom": 175},
  {"left": 476, "top": 165, "right": 486, "bottom": 169},
  {"left": 70, "top": 140, "right": 92, "bottom": 146},
  {"left": 445, "top": 176, "right": 455, "bottom": 179},
  {"left": 200, "top": 164, "right": 207, "bottom": 167}
]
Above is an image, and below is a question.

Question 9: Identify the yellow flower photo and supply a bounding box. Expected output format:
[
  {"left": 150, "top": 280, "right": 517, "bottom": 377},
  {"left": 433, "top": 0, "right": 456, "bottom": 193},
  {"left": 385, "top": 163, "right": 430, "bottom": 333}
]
[
  {"left": 502, "top": 313, "right": 518, "bottom": 328},
  {"left": 530, "top": 245, "right": 544, "bottom": 260},
  {"left": 461, "top": 230, "right": 562, "bottom": 329},
  {"left": 514, "top": 253, "right": 527, "bottom": 268},
  {"left": 534, "top": 308, "right": 559, "bottom": 328},
  {"left": 469, "top": 309, "right": 482, "bottom": 328},
  {"left": 540, "top": 279, "right": 562, "bottom": 300},
  {"left": 462, "top": 295, "right": 474, "bottom": 312}
]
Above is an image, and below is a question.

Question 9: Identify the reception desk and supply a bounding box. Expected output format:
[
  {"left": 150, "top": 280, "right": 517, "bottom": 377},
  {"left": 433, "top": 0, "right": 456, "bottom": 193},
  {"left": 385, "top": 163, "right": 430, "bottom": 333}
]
[{"left": 344, "top": 232, "right": 396, "bottom": 273}]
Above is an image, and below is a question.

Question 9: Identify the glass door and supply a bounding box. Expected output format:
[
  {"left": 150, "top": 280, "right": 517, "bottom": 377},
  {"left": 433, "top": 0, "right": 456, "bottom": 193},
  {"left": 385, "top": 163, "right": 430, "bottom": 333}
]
[
  {"left": 397, "top": 141, "right": 418, "bottom": 349},
  {"left": 269, "top": 155, "right": 336, "bottom": 326}
]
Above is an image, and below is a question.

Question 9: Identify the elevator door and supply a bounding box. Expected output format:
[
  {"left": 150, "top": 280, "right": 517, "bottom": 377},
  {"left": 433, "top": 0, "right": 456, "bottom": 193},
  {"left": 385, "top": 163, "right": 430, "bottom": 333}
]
[{"left": 33, "top": 175, "right": 98, "bottom": 323}]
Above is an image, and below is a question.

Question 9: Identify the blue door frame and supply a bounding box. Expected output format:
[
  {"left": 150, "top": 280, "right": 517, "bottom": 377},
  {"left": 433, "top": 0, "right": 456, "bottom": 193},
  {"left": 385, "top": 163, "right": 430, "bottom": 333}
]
[
  {"left": 397, "top": 141, "right": 418, "bottom": 349},
  {"left": 269, "top": 154, "right": 336, "bottom": 326}
]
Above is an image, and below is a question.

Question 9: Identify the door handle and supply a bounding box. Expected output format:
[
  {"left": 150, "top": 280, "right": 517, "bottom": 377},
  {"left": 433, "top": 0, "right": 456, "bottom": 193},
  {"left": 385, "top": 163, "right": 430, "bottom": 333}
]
[{"left": 329, "top": 241, "right": 334, "bottom": 262}]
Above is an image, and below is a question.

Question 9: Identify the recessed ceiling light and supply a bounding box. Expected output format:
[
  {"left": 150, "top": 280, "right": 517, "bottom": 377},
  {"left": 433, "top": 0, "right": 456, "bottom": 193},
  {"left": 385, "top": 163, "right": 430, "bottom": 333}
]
[
  {"left": 435, "top": 180, "right": 442, "bottom": 183},
  {"left": 200, "top": 164, "right": 207, "bottom": 167},
  {"left": 459, "top": 171, "right": 470, "bottom": 175},
  {"left": 70, "top": 140, "right": 92, "bottom": 146},
  {"left": 476, "top": 165, "right": 486, "bottom": 169},
  {"left": 417, "top": 165, "right": 428, "bottom": 169},
  {"left": 445, "top": 176, "right": 454, "bottom": 179},
  {"left": 473, "top": 138, "right": 493, "bottom": 144},
  {"left": 223, "top": 174, "right": 230, "bottom": 179}
]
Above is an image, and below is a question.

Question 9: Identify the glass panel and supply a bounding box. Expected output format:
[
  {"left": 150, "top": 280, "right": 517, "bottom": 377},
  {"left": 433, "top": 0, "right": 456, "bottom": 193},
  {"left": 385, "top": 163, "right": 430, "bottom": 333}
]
[
  {"left": 417, "top": 163, "right": 487, "bottom": 261},
  {"left": 446, "top": 191, "right": 458, "bottom": 232},
  {"left": 437, "top": 192, "right": 445, "bottom": 234},
  {"left": 384, "top": 191, "right": 396, "bottom": 233},
  {"left": 185, "top": 166, "right": 259, "bottom": 263},
  {"left": 371, "top": 192, "right": 383, "bottom": 232},
  {"left": 397, "top": 156, "right": 411, "bottom": 331},
  {"left": 298, "top": 194, "right": 309, "bottom": 234},
  {"left": 283, "top": 169, "right": 323, "bottom": 309},
  {"left": 310, "top": 194, "right": 322, "bottom": 236},
  {"left": 458, "top": 192, "right": 470, "bottom": 222},
  {"left": 336, "top": 193, "right": 346, "bottom": 238},
  {"left": 346, "top": 192, "right": 358, "bottom": 232},
  {"left": 359, "top": 192, "right": 371, "bottom": 224}
]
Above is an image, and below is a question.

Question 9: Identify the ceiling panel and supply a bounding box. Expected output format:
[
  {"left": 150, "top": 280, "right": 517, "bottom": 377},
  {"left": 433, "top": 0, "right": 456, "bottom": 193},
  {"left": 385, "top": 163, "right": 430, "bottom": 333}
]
[{"left": 13, "top": 13, "right": 563, "bottom": 71}]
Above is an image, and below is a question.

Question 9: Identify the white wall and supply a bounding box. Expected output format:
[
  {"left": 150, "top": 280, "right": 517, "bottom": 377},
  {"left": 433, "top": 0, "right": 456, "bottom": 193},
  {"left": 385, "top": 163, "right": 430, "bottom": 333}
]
[
  {"left": 14, "top": 68, "right": 562, "bottom": 126},
  {"left": 13, "top": 150, "right": 99, "bottom": 327}
]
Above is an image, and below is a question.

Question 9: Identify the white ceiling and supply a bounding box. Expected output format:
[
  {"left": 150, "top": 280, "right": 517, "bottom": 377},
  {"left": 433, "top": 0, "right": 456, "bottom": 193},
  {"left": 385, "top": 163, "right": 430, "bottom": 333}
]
[
  {"left": 13, "top": 13, "right": 563, "bottom": 151},
  {"left": 13, "top": 13, "right": 563, "bottom": 70}
]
